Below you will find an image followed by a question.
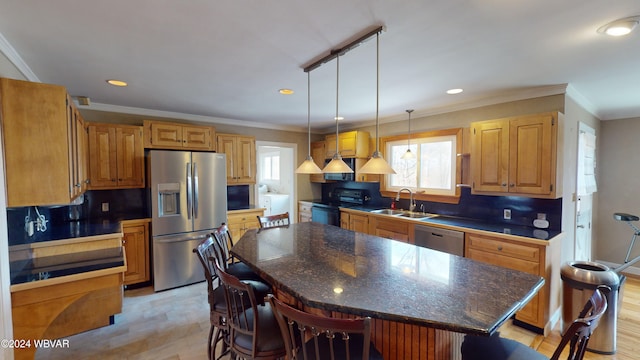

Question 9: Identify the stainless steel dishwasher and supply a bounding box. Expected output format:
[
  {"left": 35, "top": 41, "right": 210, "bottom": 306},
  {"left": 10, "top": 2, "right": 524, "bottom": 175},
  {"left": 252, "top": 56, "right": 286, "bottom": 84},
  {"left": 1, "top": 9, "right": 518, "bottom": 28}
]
[{"left": 414, "top": 224, "right": 464, "bottom": 256}]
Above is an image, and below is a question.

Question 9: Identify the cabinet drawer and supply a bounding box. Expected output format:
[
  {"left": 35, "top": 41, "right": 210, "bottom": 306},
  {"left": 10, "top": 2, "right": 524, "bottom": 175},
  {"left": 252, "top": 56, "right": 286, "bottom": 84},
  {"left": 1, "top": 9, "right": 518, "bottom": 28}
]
[
  {"left": 299, "top": 203, "right": 312, "bottom": 213},
  {"left": 466, "top": 234, "right": 539, "bottom": 262},
  {"left": 373, "top": 217, "right": 410, "bottom": 235},
  {"left": 375, "top": 229, "right": 409, "bottom": 242}
]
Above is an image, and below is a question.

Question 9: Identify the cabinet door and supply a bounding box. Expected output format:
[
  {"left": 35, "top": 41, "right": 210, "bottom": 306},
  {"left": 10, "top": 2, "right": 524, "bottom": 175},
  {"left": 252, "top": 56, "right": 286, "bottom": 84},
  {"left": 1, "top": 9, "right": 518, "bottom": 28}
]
[
  {"left": 310, "top": 141, "right": 326, "bottom": 183},
  {"left": 340, "top": 213, "right": 350, "bottom": 229},
  {"left": 217, "top": 135, "right": 237, "bottom": 183},
  {"left": 509, "top": 114, "right": 553, "bottom": 195},
  {"left": 2, "top": 78, "right": 75, "bottom": 206},
  {"left": 338, "top": 132, "right": 357, "bottom": 157},
  {"left": 235, "top": 136, "right": 256, "bottom": 184},
  {"left": 325, "top": 135, "right": 337, "bottom": 158},
  {"left": 471, "top": 119, "right": 509, "bottom": 193},
  {"left": 349, "top": 214, "right": 369, "bottom": 233},
  {"left": 76, "top": 110, "right": 89, "bottom": 193},
  {"left": 122, "top": 222, "right": 149, "bottom": 285},
  {"left": 88, "top": 125, "right": 118, "bottom": 188},
  {"left": 150, "top": 122, "right": 183, "bottom": 148},
  {"left": 116, "top": 127, "right": 144, "bottom": 187},
  {"left": 228, "top": 210, "right": 263, "bottom": 240},
  {"left": 183, "top": 126, "right": 212, "bottom": 149},
  {"left": 465, "top": 233, "right": 543, "bottom": 327}
]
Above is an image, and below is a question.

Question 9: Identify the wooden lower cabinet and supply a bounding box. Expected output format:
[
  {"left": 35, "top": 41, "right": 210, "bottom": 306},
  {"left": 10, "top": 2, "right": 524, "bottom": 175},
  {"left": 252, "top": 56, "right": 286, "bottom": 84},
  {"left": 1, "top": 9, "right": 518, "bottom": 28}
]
[
  {"left": 227, "top": 208, "right": 265, "bottom": 241},
  {"left": 298, "top": 201, "right": 312, "bottom": 223},
  {"left": 9, "top": 234, "right": 125, "bottom": 360},
  {"left": 341, "top": 212, "right": 370, "bottom": 234},
  {"left": 369, "top": 216, "right": 413, "bottom": 244},
  {"left": 465, "top": 232, "right": 561, "bottom": 334},
  {"left": 121, "top": 219, "right": 150, "bottom": 286}
]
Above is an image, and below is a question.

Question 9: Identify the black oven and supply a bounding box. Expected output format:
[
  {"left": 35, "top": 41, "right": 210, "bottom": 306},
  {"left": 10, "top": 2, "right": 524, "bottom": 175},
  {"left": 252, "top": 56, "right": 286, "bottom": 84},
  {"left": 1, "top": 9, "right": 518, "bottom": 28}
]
[
  {"left": 323, "top": 158, "right": 356, "bottom": 181},
  {"left": 311, "top": 203, "right": 341, "bottom": 227},
  {"left": 311, "top": 188, "right": 370, "bottom": 226}
]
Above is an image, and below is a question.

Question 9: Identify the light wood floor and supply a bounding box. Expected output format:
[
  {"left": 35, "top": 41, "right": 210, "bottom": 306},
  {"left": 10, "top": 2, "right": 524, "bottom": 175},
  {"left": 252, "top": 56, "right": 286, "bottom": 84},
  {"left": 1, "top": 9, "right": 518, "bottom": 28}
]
[{"left": 35, "top": 277, "right": 640, "bottom": 360}]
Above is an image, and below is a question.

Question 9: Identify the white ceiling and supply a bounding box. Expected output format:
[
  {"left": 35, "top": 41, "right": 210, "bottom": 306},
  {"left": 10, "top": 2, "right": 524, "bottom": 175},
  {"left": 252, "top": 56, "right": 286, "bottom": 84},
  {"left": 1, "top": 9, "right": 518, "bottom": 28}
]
[{"left": 1, "top": 1, "right": 639, "bottom": 131}]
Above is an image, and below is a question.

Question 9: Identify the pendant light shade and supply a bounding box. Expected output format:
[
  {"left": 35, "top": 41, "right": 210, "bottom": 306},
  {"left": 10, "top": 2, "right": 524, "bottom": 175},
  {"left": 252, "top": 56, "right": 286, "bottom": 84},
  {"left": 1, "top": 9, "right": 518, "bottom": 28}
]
[
  {"left": 359, "top": 32, "right": 396, "bottom": 175},
  {"left": 322, "top": 54, "right": 354, "bottom": 174},
  {"left": 296, "top": 72, "right": 323, "bottom": 174},
  {"left": 401, "top": 109, "right": 416, "bottom": 160}
]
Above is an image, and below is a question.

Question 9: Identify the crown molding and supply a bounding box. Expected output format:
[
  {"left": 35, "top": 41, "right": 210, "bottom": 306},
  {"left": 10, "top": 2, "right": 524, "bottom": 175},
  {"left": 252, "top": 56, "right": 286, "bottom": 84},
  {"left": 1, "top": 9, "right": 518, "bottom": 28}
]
[
  {"left": 80, "top": 101, "right": 310, "bottom": 133},
  {"left": 0, "top": 31, "right": 39, "bottom": 82},
  {"left": 327, "top": 84, "right": 572, "bottom": 133}
]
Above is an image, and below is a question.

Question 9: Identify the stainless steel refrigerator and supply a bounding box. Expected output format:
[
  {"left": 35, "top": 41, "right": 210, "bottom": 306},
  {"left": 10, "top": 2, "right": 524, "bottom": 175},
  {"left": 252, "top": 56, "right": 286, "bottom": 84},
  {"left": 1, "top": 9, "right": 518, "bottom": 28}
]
[{"left": 149, "top": 150, "right": 227, "bottom": 291}]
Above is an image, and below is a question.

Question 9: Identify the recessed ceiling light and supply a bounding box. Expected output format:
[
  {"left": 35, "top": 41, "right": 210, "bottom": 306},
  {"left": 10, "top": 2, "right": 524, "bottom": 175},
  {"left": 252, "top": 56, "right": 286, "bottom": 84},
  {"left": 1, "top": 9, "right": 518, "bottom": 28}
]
[
  {"left": 597, "top": 16, "right": 639, "bottom": 36},
  {"left": 278, "top": 88, "right": 294, "bottom": 95},
  {"left": 447, "top": 88, "right": 463, "bottom": 95},
  {"left": 107, "top": 79, "right": 128, "bottom": 87}
]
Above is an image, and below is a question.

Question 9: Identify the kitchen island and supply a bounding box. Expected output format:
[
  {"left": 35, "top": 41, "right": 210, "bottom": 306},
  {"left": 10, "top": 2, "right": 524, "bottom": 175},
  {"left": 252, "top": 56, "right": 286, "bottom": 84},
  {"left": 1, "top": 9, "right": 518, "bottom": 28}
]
[{"left": 232, "top": 222, "right": 544, "bottom": 360}]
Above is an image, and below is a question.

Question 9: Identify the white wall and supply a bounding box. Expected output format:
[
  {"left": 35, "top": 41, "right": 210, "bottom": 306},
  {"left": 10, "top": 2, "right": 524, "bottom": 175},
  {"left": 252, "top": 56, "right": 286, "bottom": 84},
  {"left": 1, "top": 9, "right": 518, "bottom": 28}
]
[{"left": 597, "top": 117, "right": 640, "bottom": 275}]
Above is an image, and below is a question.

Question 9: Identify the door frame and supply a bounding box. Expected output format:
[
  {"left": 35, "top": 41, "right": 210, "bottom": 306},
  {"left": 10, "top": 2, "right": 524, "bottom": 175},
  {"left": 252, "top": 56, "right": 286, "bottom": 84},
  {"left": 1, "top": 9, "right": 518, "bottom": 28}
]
[
  {"left": 573, "top": 121, "right": 597, "bottom": 261},
  {"left": 255, "top": 141, "right": 298, "bottom": 222}
]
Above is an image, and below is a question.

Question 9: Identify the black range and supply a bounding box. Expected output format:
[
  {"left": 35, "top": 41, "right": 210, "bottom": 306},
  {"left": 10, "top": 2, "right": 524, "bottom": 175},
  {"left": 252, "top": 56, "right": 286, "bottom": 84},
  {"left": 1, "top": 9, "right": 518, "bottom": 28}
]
[{"left": 311, "top": 188, "right": 370, "bottom": 226}]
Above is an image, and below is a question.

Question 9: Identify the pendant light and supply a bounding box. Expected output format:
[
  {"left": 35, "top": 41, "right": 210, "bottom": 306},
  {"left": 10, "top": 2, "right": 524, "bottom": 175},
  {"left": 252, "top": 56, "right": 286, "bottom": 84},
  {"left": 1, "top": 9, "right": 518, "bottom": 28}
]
[
  {"left": 358, "top": 31, "right": 396, "bottom": 175},
  {"left": 322, "top": 54, "right": 354, "bottom": 174},
  {"left": 401, "top": 109, "right": 416, "bottom": 160},
  {"left": 295, "top": 72, "right": 323, "bottom": 174}
]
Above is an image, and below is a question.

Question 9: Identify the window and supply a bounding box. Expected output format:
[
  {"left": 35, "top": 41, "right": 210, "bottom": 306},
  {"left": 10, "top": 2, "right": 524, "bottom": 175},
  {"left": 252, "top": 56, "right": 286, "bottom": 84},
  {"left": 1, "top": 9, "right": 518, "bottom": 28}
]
[
  {"left": 262, "top": 154, "right": 280, "bottom": 180},
  {"left": 380, "top": 128, "right": 463, "bottom": 203}
]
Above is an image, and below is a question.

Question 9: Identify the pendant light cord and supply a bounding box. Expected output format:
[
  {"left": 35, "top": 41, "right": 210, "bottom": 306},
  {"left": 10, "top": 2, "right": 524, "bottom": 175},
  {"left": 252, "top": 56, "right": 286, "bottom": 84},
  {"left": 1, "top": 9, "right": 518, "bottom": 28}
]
[
  {"left": 335, "top": 54, "right": 340, "bottom": 155},
  {"left": 307, "top": 72, "right": 311, "bottom": 156},
  {"left": 375, "top": 32, "right": 380, "bottom": 154},
  {"left": 407, "top": 109, "right": 413, "bottom": 148}
]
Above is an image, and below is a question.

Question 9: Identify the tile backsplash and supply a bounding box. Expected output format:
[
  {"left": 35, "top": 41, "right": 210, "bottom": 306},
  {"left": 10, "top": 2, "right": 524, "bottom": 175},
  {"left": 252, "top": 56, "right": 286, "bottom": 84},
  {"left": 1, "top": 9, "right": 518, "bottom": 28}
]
[{"left": 322, "top": 182, "right": 562, "bottom": 231}]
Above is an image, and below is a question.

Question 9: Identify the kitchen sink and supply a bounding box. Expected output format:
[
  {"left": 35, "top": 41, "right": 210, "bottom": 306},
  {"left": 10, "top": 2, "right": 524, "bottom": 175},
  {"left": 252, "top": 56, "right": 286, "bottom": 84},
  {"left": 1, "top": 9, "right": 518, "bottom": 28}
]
[
  {"left": 370, "top": 209, "right": 406, "bottom": 215},
  {"left": 370, "top": 209, "right": 438, "bottom": 220},
  {"left": 398, "top": 212, "right": 438, "bottom": 219}
]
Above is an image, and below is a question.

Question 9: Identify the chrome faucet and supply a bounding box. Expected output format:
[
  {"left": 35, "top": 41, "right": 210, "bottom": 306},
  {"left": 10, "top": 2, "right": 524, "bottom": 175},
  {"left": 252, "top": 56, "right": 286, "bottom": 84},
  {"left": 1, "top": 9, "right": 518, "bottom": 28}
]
[{"left": 395, "top": 188, "right": 416, "bottom": 212}]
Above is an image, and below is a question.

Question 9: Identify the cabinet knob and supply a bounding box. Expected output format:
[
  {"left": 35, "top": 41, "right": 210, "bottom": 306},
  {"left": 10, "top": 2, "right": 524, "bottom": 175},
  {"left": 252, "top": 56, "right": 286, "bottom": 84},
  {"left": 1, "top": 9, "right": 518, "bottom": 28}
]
[
  {"left": 501, "top": 183, "right": 507, "bottom": 187},
  {"left": 497, "top": 246, "right": 503, "bottom": 251},
  {"left": 122, "top": 240, "right": 126, "bottom": 245},
  {"left": 509, "top": 183, "right": 515, "bottom": 187}
]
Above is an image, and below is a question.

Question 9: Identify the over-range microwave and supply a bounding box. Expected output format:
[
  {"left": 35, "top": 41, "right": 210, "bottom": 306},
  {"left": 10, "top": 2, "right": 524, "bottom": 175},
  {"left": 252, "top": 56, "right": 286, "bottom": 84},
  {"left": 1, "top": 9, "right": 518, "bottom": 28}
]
[{"left": 324, "top": 158, "right": 356, "bottom": 181}]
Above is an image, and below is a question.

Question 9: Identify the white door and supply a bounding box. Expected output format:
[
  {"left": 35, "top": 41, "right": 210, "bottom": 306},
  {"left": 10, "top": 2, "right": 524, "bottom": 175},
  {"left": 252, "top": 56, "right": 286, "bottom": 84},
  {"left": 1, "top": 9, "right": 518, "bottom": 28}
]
[{"left": 574, "top": 122, "right": 597, "bottom": 261}]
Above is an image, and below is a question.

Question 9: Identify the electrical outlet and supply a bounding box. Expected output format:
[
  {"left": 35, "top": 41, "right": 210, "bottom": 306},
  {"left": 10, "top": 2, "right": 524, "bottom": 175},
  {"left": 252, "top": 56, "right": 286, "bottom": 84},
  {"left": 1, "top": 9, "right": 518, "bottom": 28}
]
[
  {"left": 503, "top": 209, "right": 511, "bottom": 220},
  {"left": 102, "top": 202, "right": 109, "bottom": 212}
]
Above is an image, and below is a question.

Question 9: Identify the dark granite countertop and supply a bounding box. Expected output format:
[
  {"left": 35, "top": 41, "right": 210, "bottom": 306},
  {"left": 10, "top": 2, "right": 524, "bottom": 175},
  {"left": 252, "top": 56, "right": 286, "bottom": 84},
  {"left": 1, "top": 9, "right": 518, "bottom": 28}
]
[
  {"left": 345, "top": 206, "right": 560, "bottom": 240},
  {"left": 232, "top": 222, "right": 544, "bottom": 336},
  {"left": 10, "top": 247, "right": 125, "bottom": 285},
  {"left": 8, "top": 217, "right": 144, "bottom": 248}
]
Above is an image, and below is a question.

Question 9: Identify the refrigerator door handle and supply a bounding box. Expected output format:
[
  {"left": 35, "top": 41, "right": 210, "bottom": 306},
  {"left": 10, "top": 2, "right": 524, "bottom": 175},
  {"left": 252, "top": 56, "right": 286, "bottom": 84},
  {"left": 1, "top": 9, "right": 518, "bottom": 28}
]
[
  {"left": 186, "top": 162, "right": 193, "bottom": 220},
  {"left": 193, "top": 162, "right": 199, "bottom": 219}
]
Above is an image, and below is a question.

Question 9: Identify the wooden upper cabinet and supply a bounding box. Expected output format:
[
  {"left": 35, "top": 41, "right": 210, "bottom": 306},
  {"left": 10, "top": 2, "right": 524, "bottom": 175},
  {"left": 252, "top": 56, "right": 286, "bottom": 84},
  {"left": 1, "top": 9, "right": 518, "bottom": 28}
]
[
  {"left": 143, "top": 120, "right": 215, "bottom": 150},
  {"left": 69, "top": 98, "right": 89, "bottom": 198},
  {"left": 325, "top": 130, "right": 370, "bottom": 158},
  {"left": 88, "top": 123, "right": 144, "bottom": 189},
  {"left": 217, "top": 134, "right": 256, "bottom": 185},
  {"left": 1, "top": 78, "right": 87, "bottom": 206},
  {"left": 470, "top": 112, "right": 562, "bottom": 198},
  {"left": 310, "top": 141, "right": 327, "bottom": 183}
]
